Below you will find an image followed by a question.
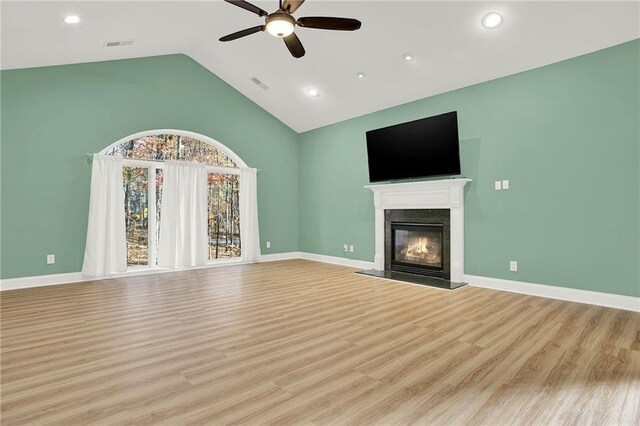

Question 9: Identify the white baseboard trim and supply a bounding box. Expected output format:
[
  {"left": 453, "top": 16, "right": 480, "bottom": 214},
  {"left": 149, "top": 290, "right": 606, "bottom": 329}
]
[
  {"left": 1, "top": 258, "right": 246, "bottom": 291},
  {"left": 0, "top": 272, "right": 85, "bottom": 291},
  {"left": 0, "top": 254, "right": 307, "bottom": 291},
  {"left": 464, "top": 274, "right": 639, "bottom": 313},
  {"left": 3, "top": 255, "right": 637, "bottom": 313},
  {"left": 258, "top": 252, "right": 302, "bottom": 262},
  {"left": 298, "top": 252, "right": 376, "bottom": 270}
]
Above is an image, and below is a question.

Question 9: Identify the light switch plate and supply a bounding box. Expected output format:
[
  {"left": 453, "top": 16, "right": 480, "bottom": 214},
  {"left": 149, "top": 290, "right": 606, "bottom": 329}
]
[
  {"left": 495, "top": 181, "right": 502, "bottom": 191},
  {"left": 502, "top": 180, "right": 510, "bottom": 190}
]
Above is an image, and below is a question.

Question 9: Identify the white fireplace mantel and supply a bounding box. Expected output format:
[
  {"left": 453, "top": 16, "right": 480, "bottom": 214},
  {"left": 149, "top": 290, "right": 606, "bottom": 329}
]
[{"left": 365, "top": 178, "right": 472, "bottom": 282}]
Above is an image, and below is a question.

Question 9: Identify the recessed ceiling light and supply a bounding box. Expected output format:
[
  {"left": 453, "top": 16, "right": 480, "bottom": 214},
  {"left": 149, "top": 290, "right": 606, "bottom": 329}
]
[
  {"left": 481, "top": 12, "right": 503, "bottom": 29},
  {"left": 403, "top": 53, "right": 414, "bottom": 61},
  {"left": 356, "top": 71, "right": 366, "bottom": 79},
  {"left": 64, "top": 15, "right": 81, "bottom": 24},
  {"left": 305, "top": 87, "right": 319, "bottom": 97}
]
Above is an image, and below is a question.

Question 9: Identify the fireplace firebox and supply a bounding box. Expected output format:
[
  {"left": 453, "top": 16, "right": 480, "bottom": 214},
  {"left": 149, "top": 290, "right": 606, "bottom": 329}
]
[{"left": 390, "top": 222, "right": 445, "bottom": 278}]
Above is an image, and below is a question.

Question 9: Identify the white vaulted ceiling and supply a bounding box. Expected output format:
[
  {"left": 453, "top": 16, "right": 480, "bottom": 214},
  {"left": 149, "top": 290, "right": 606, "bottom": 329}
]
[{"left": 2, "top": 1, "right": 638, "bottom": 132}]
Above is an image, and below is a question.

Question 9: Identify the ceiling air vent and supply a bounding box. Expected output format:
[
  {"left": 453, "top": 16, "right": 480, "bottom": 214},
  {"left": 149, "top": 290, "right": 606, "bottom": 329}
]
[
  {"left": 104, "top": 40, "right": 135, "bottom": 47},
  {"left": 251, "top": 77, "right": 270, "bottom": 91}
]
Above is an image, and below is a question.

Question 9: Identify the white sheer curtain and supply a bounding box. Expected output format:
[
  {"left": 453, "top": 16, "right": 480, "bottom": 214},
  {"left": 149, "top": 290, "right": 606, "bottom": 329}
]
[
  {"left": 240, "top": 168, "right": 261, "bottom": 262},
  {"left": 82, "top": 154, "right": 127, "bottom": 277},
  {"left": 158, "top": 161, "right": 208, "bottom": 268}
]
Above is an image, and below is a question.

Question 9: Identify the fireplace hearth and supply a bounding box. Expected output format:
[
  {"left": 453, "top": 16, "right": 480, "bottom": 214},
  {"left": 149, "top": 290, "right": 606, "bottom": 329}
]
[{"left": 391, "top": 222, "right": 444, "bottom": 278}]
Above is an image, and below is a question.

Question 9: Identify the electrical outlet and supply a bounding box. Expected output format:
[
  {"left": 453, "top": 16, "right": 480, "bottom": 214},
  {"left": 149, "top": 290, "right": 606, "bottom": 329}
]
[
  {"left": 510, "top": 261, "right": 518, "bottom": 272},
  {"left": 47, "top": 254, "right": 55, "bottom": 265},
  {"left": 502, "top": 180, "right": 510, "bottom": 190},
  {"left": 266, "top": 241, "right": 271, "bottom": 249},
  {"left": 343, "top": 244, "right": 348, "bottom": 252},
  {"left": 494, "top": 181, "right": 502, "bottom": 191},
  {"left": 349, "top": 245, "right": 354, "bottom": 253}
]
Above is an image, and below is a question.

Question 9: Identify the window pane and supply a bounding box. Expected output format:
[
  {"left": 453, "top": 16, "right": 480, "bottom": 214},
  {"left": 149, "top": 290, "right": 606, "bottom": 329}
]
[
  {"left": 123, "top": 167, "right": 148, "bottom": 266},
  {"left": 106, "top": 134, "right": 237, "bottom": 168},
  {"left": 208, "top": 174, "right": 241, "bottom": 260}
]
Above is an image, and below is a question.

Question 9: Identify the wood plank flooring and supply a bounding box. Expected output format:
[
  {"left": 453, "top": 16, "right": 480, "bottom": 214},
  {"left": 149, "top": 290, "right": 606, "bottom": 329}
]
[{"left": 1, "top": 259, "right": 638, "bottom": 425}]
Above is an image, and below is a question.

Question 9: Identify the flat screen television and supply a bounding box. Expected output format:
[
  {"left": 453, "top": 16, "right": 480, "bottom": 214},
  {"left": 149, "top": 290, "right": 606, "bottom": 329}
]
[{"left": 366, "top": 111, "right": 461, "bottom": 182}]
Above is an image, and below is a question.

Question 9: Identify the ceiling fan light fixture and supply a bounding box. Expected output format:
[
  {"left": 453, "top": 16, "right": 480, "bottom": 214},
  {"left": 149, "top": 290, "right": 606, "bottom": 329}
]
[{"left": 266, "top": 13, "right": 295, "bottom": 38}]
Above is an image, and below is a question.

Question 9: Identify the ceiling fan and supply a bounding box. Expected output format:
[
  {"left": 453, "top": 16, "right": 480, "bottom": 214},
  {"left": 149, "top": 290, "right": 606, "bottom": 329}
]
[{"left": 219, "top": 0, "right": 362, "bottom": 58}]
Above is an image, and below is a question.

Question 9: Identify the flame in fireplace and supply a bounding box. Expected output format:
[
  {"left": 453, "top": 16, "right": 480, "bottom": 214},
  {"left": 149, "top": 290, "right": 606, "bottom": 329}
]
[
  {"left": 408, "top": 237, "right": 429, "bottom": 255},
  {"left": 399, "top": 235, "right": 441, "bottom": 265}
]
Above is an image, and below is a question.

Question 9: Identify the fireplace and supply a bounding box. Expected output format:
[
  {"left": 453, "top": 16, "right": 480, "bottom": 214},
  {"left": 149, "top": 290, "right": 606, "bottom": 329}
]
[
  {"left": 391, "top": 222, "right": 445, "bottom": 278},
  {"left": 362, "top": 179, "right": 471, "bottom": 289}
]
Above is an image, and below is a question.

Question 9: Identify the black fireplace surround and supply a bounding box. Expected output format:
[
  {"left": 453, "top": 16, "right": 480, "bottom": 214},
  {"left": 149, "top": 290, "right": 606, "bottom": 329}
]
[{"left": 385, "top": 209, "right": 451, "bottom": 280}]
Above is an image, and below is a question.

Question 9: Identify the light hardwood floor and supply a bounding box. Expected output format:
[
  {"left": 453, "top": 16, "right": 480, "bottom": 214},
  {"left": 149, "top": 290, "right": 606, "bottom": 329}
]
[{"left": 1, "top": 260, "right": 638, "bottom": 425}]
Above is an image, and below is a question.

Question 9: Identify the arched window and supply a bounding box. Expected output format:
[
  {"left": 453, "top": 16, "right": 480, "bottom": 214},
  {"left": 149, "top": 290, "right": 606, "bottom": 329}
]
[
  {"left": 104, "top": 133, "right": 240, "bottom": 167},
  {"left": 102, "top": 130, "right": 246, "bottom": 268}
]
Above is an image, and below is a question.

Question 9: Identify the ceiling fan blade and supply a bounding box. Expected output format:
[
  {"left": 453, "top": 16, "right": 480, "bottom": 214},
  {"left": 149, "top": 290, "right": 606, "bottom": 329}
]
[
  {"left": 224, "top": 0, "right": 268, "bottom": 17},
  {"left": 297, "top": 17, "right": 361, "bottom": 31},
  {"left": 282, "top": 0, "right": 305, "bottom": 14},
  {"left": 283, "top": 32, "right": 305, "bottom": 58},
  {"left": 219, "top": 25, "right": 265, "bottom": 42}
]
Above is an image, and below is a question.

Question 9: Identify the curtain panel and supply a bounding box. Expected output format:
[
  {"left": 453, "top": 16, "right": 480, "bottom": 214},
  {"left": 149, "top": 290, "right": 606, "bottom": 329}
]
[
  {"left": 240, "top": 168, "right": 261, "bottom": 262},
  {"left": 158, "top": 161, "right": 209, "bottom": 268},
  {"left": 82, "top": 154, "right": 127, "bottom": 277}
]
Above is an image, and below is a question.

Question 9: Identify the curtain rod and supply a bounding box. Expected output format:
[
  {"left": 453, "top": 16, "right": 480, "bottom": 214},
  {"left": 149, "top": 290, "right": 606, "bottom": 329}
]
[{"left": 85, "top": 153, "right": 261, "bottom": 171}]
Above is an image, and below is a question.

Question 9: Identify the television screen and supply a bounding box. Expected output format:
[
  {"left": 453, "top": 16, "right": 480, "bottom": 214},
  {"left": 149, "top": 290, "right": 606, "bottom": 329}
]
[{"left": 366, "top": 111, "right": 461, "bottom": 182}]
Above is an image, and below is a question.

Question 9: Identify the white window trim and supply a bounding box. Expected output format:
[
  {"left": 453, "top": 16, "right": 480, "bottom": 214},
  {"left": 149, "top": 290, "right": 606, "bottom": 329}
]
[{"left": 107, "top": 129, "right": 247, "bottom": 272}]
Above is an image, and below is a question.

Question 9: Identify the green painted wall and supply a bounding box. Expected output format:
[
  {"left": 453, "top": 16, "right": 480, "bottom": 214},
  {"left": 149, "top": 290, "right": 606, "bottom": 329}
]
[
  {"left": 2, "top": 41, "right": 638, "bottom": 297},
  {"left": 1, "top": 54, "right": 299, "bottom": 279},
  {"left": 299, "top": 40, "right": 640, "bottom": 297}
]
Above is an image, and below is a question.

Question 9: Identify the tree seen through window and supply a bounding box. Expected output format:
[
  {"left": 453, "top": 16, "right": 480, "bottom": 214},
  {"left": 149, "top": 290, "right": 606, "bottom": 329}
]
[{"left": 107, "top": 134, "right": 241, "bottom": 266}]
